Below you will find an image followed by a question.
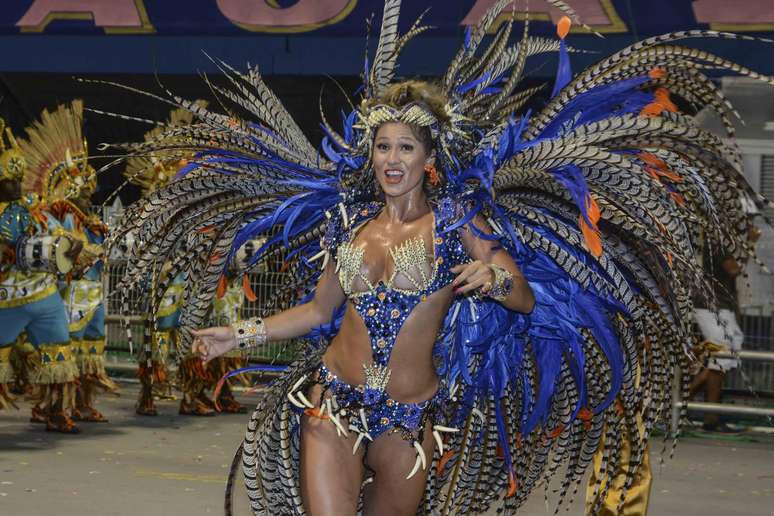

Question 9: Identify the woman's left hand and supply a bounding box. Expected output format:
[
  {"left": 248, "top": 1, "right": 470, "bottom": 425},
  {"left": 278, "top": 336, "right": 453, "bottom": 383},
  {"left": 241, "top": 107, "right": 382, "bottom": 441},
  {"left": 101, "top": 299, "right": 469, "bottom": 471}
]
[{"left": 450, "top": 260, "right": 495, "bottom": 295}]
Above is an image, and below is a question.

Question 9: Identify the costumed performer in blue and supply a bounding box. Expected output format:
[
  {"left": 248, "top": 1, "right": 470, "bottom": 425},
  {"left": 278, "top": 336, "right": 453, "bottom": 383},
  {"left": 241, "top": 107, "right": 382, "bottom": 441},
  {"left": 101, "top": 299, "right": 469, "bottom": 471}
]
[
  {"left": 53, "top": 145, "right": 119, "bottom": 422},
  {"left": 103, "top": 0, "right": 773, "bottom": 514},
  {"left": 0, "top": 108, "right": 85, "bottom": 433}
]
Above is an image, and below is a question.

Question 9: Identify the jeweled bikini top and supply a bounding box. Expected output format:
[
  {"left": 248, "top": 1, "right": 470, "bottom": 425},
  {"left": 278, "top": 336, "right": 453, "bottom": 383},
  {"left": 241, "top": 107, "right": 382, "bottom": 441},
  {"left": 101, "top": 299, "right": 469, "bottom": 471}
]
[{"left": 328, "top": 201, "right": 467, "bottom": 370}]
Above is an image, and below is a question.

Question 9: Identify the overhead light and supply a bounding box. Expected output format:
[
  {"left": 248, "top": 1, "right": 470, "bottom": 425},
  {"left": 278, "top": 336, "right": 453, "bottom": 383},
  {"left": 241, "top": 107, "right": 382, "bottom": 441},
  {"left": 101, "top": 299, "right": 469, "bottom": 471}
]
[{"left": 764, "top": 122, "right": 774, "bottom": 131}]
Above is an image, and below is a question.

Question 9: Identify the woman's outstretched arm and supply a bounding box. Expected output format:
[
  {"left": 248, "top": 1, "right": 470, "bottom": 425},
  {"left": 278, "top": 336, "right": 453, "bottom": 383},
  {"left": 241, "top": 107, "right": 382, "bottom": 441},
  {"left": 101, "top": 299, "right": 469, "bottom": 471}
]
[{"left": 193, "top": 259, "right": 346, "bottom": 361}]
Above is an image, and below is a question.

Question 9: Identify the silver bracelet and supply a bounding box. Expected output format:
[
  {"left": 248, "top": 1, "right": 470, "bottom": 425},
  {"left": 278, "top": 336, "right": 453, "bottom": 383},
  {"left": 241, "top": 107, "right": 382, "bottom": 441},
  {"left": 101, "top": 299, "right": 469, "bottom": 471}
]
[
  {"left": 486, "top": 264, "right": 513, "bottom": 302},
  {"left": 233, "top": 317, "right": 267, "bottom": 349}
]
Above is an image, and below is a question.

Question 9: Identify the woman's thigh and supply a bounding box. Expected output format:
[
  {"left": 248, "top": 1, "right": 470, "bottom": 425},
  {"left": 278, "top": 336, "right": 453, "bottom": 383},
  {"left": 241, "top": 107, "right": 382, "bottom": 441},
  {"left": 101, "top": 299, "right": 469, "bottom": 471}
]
[
  {"left": 362, "top": 422, "right": 435, "bottom": 516},
  {"left": 300, "top": 383, "right": 365, "bottom": 516}
]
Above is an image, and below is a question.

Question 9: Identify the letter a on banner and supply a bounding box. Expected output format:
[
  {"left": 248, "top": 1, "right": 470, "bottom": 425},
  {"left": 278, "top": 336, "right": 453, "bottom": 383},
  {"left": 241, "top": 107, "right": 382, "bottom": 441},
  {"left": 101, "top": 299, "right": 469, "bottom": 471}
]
[
  {"left": 693, "top": 0, "right": 774, "bottom": 31},
  {"left": 17, "top": 0, "right": 154, "bottom": 33},
  {"left": 217, "top": 0, "right": 357, "bottom": 33},
  {"left": 462, "top": 0, "right": 627, "bottom": 34}
]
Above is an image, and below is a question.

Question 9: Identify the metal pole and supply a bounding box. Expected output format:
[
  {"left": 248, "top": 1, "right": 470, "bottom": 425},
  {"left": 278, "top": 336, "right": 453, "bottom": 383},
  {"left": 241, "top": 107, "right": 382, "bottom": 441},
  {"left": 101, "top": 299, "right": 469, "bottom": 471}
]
[
  {"left": 671, "top": 365, "right": 682, "bottom": 434},
  {"left": 710, "top": 350, "right": 774, "bottom": 362},
  {"left": 674, "top": 401, "right": 774, "bottom": 418},
  {"left": 105, "top": 314, "right": 143, "bottom": 323}
]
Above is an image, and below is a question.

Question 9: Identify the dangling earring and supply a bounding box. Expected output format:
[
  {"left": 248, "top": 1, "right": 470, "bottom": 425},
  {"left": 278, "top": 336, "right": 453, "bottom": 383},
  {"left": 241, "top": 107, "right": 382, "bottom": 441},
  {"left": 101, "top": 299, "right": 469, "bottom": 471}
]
[{"left": 424, "top": 163, "right": 440, "bottom": 186}]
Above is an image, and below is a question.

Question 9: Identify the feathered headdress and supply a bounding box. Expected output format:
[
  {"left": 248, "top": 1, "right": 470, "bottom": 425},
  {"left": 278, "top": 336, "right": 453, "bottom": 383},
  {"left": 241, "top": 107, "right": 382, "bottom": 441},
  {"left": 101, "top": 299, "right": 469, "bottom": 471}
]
[
  {"left": 19, "top": 100, "right": 94, "bottom": 202},
  {"left": 123, "top": 101, "right": 207, "bottom": 195},
  {"left": 0, "top": 119, "right": 26, "bottom": 182}
]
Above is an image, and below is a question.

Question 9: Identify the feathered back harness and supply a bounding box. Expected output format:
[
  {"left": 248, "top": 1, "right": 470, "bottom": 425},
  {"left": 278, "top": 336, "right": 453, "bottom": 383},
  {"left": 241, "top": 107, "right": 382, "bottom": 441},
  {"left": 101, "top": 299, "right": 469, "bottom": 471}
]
[{"left": 102, "top": 1, "right": 774, "bottom": 512}]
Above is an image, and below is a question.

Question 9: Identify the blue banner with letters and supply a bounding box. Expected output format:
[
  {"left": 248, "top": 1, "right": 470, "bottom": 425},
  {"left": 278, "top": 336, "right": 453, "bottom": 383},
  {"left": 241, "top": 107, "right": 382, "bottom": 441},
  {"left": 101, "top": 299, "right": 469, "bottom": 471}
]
[{"left": 1, "top": 0, "right": 773, "bottom": 74}]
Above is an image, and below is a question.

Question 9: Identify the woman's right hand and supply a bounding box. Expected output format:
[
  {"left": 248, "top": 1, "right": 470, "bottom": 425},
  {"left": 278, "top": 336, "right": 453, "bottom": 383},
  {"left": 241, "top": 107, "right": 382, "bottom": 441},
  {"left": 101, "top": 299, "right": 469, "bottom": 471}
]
[{"left": 191, "top": 326, "right": 237, "bottom": 363}]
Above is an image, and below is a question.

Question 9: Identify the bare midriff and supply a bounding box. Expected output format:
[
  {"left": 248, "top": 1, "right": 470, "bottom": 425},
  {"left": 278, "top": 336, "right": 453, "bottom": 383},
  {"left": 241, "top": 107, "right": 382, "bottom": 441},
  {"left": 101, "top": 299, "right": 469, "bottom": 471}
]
[
  {"left": 323, "top": 287, "right": 452, "bottom": 404},
  {"left": 322, "top": 208, "right": 455, "bottom": 404}
]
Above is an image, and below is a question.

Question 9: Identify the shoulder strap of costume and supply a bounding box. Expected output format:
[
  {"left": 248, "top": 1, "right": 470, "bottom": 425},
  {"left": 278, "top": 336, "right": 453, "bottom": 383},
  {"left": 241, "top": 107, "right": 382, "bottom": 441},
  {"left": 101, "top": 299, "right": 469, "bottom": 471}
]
[{"left": 322, "top": 201, "right": 381, "bottom": 257}]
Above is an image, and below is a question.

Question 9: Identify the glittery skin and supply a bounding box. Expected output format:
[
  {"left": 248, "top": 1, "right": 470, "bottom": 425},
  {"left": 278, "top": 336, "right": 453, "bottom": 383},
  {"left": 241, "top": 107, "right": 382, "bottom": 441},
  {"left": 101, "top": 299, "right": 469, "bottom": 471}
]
[{"left": 307, "top": 199, "right": 467, "bottom": 441}]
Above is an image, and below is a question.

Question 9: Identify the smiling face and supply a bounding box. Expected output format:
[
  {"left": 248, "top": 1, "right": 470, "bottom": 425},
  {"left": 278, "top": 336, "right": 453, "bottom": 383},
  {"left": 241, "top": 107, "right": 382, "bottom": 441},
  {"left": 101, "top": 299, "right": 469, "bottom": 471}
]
[{"left": 372, "top": 122, "right": 434, "bottom": 200}]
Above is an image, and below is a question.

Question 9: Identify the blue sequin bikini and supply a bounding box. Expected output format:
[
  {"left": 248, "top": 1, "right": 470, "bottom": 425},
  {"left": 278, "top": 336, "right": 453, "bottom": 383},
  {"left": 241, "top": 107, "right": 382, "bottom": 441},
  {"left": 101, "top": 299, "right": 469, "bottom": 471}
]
[{"left": 288, "top": 201, "right": 467, "bottom": 452}]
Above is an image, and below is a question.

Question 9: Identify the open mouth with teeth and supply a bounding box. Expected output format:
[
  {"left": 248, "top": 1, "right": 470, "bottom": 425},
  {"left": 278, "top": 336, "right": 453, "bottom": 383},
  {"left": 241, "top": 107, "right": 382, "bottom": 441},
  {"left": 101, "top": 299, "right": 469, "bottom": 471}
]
[{"left": 384, "top": 169, "right": 405, "bottom": 184}]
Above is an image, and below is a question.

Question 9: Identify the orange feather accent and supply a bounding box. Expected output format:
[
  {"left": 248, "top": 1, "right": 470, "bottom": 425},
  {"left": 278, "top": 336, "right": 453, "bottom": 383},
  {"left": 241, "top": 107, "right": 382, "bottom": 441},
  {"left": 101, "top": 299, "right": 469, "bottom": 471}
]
[
  {"left": 640, "top": 87, "right": 678, "bottom": 117},
  {"left": 577, "top": 407, "right": 593, "bottom": 431},
  {"left": 659, "top": 168, "right": 683, "bottom": 182},
  {"left": 279, "top": 260, "right": 291, "bottom": 273},
  {"left": 548, "top": 424, "right": 565, "bottom": 439},
  {"left": 303, "top": 407, "right": 329, "bottom": 420},
  {"left": 645, "top": 167, "right": 661, "bottom": 181},
  {"left": 506, "top": 472, "right": 518, "bottom": 498},
  {"left": 580, "top": 220, "right": 603, "bottom": 257},
  {"left": 436, "top": 449, "right": 454, "bottom": 475},
  {"left": 579, "top": 194, "right": 603, "bottom": 257},
  {"left": 615, "top": 399, "right": 625, "bottom": 417},
  {"left": 242, "top": 273, "right": 257, "bottom": 302},
  {"left": 216, "top": 275, "right": 227, "bottom": 298},
  {"left": 655, "top": 88, "right": 678, "bottom": 112},
  {"left": 670, "top": 191, "right": 685, "bottom": 205},
  {"left": 640, "top": 153, "right": 683, "bottom": 182},
  {"left": 496, "top": 444, "right": 504, "bottom": 458},
  {"left": 557, "top": 16, "right": 571, "bottom": 40},
  {"left": 648, "top": 67, "right": 667, "bottom": 79},
  {"left": 639, "top": 152, "right": 667, "bottom": 170}
]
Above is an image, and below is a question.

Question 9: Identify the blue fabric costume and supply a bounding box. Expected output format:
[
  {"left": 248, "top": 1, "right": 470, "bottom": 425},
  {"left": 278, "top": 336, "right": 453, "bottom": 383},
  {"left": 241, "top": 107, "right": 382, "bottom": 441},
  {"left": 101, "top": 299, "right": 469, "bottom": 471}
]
[
  {"left": 58, "top": 207, "right": 119, "bottom": 402},
  {"left": 0, "top": 199, "right": 70, "bottom": 348},
  {"left": 106, "top": 1, "right": 772, "bottom": 513},
  {"left": 61, "top": 213, "right": 105, "bottom": 340}
]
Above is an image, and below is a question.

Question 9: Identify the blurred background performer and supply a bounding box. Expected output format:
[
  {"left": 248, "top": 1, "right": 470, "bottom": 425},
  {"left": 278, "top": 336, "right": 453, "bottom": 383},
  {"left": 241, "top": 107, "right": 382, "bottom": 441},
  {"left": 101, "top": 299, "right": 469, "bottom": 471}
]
[
  {"left": 53, "top": 138, "right": 118, "bottom": 423},
  {"left": 206, "top": 272, "right": 250, "bottom": 414},
  {"left": 0, "top": 108, "right": 84, "bottom": 432},
  {"left": 122, "top": 104, "right": 205, "bottom": 416}
]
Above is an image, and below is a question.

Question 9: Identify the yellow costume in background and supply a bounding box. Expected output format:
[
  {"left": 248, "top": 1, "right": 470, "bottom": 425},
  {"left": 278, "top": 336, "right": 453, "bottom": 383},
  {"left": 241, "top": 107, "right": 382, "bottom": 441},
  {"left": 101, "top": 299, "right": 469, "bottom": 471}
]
[
  {"left": 586, "top": 361, "right": 652, "bottom": 515},
  {"left": 207, "top": 277, "right": 248, "bottom": 414},
  {"left": 585, "top": 417, "right": 652, "bottom": 515},
  {"left": 123, "top": 104, "right": 205, "bottom": 416}
]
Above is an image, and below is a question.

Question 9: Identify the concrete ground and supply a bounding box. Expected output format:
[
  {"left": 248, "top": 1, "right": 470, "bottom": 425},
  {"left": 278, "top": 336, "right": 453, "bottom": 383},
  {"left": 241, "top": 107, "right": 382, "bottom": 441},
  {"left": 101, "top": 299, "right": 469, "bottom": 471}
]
[{"left": 1, "top": 382, "right": 772, "bottom": 516}]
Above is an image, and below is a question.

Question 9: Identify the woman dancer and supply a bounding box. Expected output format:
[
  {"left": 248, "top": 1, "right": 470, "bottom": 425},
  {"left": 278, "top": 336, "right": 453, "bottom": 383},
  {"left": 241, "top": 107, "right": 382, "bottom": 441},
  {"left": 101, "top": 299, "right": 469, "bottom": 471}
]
[
  {"left": 106, "top": 0, "right": 772, "bottom": 513},
  {"left": 193, "top": 81, "right": 535, "bottom": 515}
]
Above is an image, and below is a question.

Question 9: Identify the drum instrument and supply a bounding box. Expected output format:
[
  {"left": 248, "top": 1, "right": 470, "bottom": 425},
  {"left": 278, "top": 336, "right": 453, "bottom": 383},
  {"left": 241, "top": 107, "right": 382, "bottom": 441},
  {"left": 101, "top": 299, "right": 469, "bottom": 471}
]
[{"left": 17, "top": 234, "right": 74, "bottom": 274}]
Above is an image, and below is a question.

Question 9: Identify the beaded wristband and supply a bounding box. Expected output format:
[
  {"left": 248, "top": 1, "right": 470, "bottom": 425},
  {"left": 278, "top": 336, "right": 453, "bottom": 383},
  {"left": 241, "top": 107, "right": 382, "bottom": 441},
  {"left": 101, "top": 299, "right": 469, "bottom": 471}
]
[
  {"left": 486, "top": 264, "right": 513, "bottom": 302},
  {"left": 232, "top": 317, "right": 267, "bottom": 349}
]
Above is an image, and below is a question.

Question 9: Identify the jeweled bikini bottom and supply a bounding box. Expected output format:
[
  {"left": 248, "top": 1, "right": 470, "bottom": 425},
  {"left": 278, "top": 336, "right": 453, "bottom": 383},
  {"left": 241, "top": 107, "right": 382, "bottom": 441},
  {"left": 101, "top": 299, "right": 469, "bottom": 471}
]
[{"left": 285, "top": 362, "right": 457, "bottom": 477}]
